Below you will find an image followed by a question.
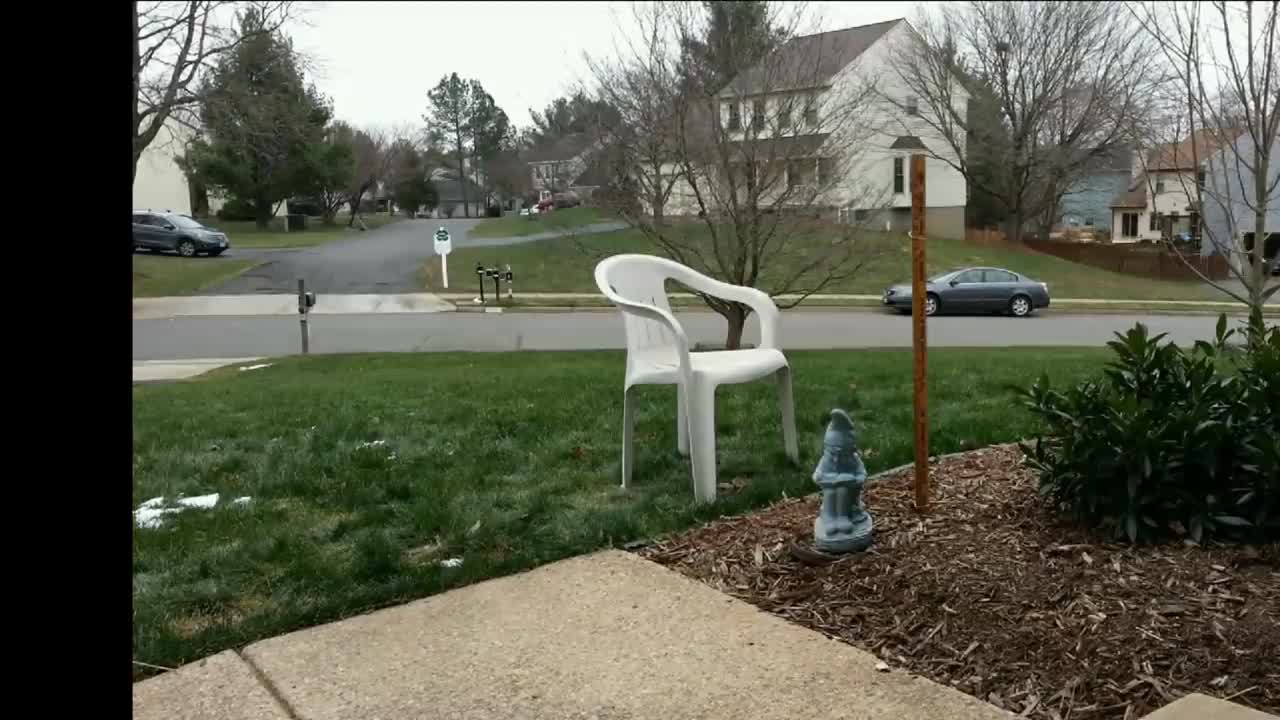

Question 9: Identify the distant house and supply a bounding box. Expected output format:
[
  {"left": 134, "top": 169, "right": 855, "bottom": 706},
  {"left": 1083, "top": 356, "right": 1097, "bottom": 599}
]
[
  {"left": 526, "top": 133, "right": 602, "bottom": 202},
  {"left": 1059, "top": 146, "right": 1132, "bottom": 233},
  {"left": 133, "top": 118, "right": 229, "bottom": 217},
  {"left": 1198, "top": 130, "right": 1280, "bottom": 272},
  {"left": 655, "top": 18, "right": 970, "bottom": 240},
  {"left": 427, "top": 169, "right": 486, "bottom": 218},
  {"left": 1109, "top": 130, "right": 1241, "bottom": 244}
]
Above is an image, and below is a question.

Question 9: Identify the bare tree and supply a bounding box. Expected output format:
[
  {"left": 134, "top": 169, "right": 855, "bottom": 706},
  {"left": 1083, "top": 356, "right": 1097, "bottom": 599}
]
[
  {"left": 889, "top": 1, "right": 1158, "bottom": 242},
  {"left": 132, "top": 1, "right": 296, "bottom": 186},
  {"left": 585, "top": 2, "right": 686, "bottom": 225},
  {"left": 1128, "top": 0, "right": 1279, "bottom": 310},
  {"left": 588, "top": 1, "right": 891, "bottom": 349}
]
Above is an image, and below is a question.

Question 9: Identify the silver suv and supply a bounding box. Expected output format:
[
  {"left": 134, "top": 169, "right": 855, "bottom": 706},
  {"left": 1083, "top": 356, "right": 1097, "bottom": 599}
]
[{"left": 131, "top": 210, "right": 230, "bottom": 257}]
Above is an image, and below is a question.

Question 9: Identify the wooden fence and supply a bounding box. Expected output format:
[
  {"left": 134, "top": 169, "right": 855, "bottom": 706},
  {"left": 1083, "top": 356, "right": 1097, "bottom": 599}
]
[{"left": 963, "top": 226, "right": 1230, "bottom": 281}]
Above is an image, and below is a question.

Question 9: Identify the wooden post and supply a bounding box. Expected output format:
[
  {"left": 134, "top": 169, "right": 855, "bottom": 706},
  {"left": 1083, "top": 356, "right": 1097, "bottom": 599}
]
[{"left": 909, "top": 154, "right": 929, "bottom": 512}]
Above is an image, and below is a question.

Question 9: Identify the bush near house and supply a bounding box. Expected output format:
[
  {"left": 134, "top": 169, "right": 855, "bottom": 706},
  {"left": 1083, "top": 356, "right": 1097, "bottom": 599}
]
[{"left": 1019, "top": 311, "right": 1280, "bottom": 543}]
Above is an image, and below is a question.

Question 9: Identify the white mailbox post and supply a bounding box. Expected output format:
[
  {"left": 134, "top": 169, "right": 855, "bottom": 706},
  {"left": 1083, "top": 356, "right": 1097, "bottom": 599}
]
[{"left": 433, "top": 227, "right": 453, "bottom": 288}]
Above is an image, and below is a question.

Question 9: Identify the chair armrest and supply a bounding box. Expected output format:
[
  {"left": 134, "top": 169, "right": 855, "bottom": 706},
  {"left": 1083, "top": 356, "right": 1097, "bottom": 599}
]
[
  {"left": 604, "top": 294, "right": 693, "bottom": 377},
  {"left": 666, "top": 266, "right": 781, "bottom": 349}
]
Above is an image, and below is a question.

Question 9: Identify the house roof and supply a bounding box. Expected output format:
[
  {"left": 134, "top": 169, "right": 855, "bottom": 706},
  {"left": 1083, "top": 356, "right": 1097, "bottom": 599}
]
[
  {"left": 1146, "top": 128, "right": 1244, "bottom": 171},
  {"left": 432, "top": 173, "right": 485, "bottom": 203},
  {"left": 525, "top": 133, "right": 596, "bottom": 164},
  {"left": 889, "top": 135, "right": 928, "bottom": 150},
  {"left": 718, "top": 19, "right": 902, "bottom": 98},
  {"left": 1110, "top": 186, "right": 1147, "bottom": 208}
]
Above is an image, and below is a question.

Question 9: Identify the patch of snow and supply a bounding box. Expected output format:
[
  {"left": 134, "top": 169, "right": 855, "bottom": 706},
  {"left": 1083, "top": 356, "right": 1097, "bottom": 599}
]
[
  {"left": 176, "top": 493, "right": 219, "bottom": 509},
  {"left": 386, "top": 453, "right": 397, "bottom": 461},
  {"left": 239, "top": 363, "right": 273, "bottom": 371},
  {"left": 439, "top": 557, "right": 464, "bottom": 568},
  {"left": 230, "top": 496, "right": 252, "bottom": 506},
  {"left": 357, "top": 439, "right": 387, "bottom": 449},
  {"left": 135, "top": 507, "right": 180, "bottom": 529},
  {"left": 134, "top": 493, "right": 237, "bottom": 529}
]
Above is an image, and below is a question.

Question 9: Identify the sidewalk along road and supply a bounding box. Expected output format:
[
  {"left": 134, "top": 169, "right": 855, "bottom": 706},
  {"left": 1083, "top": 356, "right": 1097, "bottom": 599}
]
[{"left": 132, "top": 310, "right": 1270, "bottom": 361}]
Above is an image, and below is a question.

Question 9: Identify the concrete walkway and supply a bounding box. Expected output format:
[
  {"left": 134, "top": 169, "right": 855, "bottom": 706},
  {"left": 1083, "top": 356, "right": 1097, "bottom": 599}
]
[
  {"left": 134, "top": 550, "right": 1011, "bottom": 720},
  {"left": 132, "top": 357, "right": 265, "bottom": 383},
  {"left": 133, "top": 293, "right": 455, "bottom": 319}
]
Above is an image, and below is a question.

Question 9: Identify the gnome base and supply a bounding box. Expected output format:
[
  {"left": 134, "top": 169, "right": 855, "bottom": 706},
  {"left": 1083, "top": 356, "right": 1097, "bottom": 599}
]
[{"left": 814, "top": 532, "right": 873, "bottom": 554}]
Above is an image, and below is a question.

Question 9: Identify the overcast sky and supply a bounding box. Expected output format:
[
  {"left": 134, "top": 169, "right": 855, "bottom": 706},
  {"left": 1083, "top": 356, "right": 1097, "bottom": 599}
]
[{"left": 287, "top": 1, "right": 919, "bottom": 132}]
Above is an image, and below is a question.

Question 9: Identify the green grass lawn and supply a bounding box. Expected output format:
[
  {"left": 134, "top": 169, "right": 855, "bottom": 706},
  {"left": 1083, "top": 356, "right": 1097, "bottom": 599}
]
[
  {"left": 467, "top": 207, "right": 610, "bottom": 239},
  {"left": 133, "top": 255, "right": 261, "bottom": 298},
  {"left": 132, "top": 348, "right": 1107, "bottom": 675},
  {"left": 203, "top": 213, "right": 403, "bottom": 249},
  {"left": 426, "top": 225, "right": 1220, "bottom": 301}
]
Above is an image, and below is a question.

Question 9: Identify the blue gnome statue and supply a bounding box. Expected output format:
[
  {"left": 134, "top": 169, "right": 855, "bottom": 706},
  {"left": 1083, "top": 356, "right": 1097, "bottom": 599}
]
[{"left": 812, "top": 409, "right": 873, "bottom": 553}]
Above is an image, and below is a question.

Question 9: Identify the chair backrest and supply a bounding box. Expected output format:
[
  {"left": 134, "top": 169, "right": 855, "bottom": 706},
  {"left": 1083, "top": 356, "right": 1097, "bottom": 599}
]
[{"left": 594, "top": 254, "right": 684, "bottom": 359}]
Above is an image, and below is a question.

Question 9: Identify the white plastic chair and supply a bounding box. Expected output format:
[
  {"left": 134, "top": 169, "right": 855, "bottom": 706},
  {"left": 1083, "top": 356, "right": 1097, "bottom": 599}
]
[{"left": 594, "top": 254, "right": 799, "bottom": 504}]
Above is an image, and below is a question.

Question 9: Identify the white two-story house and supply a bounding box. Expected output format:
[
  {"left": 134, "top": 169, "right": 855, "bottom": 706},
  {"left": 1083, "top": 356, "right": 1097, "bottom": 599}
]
[
  {"left": 658, "top": 18, "right": 969, "bottom": 240},
  {"left": 1109, "top": 130, "right": 1243, "bottom": 244}
]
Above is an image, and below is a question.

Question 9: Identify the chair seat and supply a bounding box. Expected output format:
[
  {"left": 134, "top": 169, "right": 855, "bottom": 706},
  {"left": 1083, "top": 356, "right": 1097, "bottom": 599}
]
[{"left": 629, "top": 348, "right": 788, "bottom": 387}]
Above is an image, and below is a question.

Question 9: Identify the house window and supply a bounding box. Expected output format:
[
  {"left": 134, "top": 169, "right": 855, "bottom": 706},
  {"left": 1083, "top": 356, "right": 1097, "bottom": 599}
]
[
  {"left": 779, "top": 100, "right": 791, "bottom": 130},
  {"left": 787, "top": 160, "right": 814, "bottom": 188},
  {"left": 906, "top": 96, "right": 918, "bottom": 116},
  {"left": 752, "top": 99, "right": 766, "bottom": 130},
  {"left": 893, "top": 157, "right": 904, "bottom": 193},
  {"left": 1122, "top": 212, "right": 1139, "bottom": 238},
  {"left": 854, "top": 209, "right": 869, "bottom": 221},
  {"left": 804, "top": 93, "right": 818, "bottom": 126},
  {"left": 1149, "top": 213, "right": 1158, "bottom": 231},
  {"left": 818, "top": 157, "right": 835, "bottom": 186},
  {"left": 1085, "top": 216, "right": 1094, "bottom": 226},
  {"left": 1155, "top": 180, "right": 1165, "bottom": 194},
  {"left": 727, "top": 103, "right": 741, "bottom": 130}
]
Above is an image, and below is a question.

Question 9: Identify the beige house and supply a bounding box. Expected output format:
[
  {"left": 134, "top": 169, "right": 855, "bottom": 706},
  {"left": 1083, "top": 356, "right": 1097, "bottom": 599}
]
[{"left": 1109, "top": 130, "right": 1242, "bottom": 243}]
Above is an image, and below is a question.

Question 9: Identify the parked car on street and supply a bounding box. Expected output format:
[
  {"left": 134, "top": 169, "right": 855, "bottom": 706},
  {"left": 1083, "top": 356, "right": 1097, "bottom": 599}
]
[
  {"left": 132, "top": 210, "right": 230, "bottom": 257},
  {"left": 882, "top": 267, "right": 1051, "bottom": 317}
]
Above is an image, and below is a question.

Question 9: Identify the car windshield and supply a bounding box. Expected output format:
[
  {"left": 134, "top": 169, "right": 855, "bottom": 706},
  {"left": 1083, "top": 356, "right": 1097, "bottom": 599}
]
[{"left": 167, "top": 215, "right": 205, "bottom": 230}]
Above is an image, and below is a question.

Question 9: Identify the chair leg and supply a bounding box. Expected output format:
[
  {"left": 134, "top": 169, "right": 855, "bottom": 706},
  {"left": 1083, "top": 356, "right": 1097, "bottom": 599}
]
[
  {"left": 676, "top": 383, "right": 690, "bottom": 456},
  {"left": 776, "top": 366, "right": 799, "bottom": 463},
  {"left": 622, "top": 386, "right": 636, "bottom": 489},
  {"left": 688, "top": 378, "right": 718, "bottom": 504}
]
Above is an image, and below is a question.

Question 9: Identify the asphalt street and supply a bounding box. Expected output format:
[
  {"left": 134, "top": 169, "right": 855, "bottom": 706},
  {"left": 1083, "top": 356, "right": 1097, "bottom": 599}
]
[
  {"left": 131, "top": 310, "right": 1259, "bottom": 360},
  {"left": 200, "top": 217, "right": 627, "bottom": 295}
]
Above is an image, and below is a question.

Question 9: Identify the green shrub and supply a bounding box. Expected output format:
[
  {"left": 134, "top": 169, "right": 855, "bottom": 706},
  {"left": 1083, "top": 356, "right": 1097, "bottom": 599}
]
[
  {"left": 215, "top": 196, "right": 257, "bottom": 221},
  {"left": 1018, "top": 311, "right": 1279, "bottom": 543}
]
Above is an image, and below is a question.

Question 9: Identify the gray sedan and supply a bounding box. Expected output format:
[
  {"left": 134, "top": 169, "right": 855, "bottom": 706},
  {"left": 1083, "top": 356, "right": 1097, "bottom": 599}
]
[{"left": 882, "top": 267, "right": 1051, "bottom": 317}]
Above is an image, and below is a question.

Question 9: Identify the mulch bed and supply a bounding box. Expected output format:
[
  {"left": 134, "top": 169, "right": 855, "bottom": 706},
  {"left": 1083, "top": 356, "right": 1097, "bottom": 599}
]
[{"left": 639, "top": 444, "right": 1280, "bottom": 720}]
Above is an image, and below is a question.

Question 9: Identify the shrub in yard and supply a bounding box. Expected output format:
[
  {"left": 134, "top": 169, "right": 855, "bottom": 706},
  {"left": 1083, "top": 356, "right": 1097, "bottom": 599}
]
[
  {"left": 216, "top": 196, "right": 257, "bottom": 221},
  {"left": 1018, "top": 311, "right": 1279, "bottom": 543}
]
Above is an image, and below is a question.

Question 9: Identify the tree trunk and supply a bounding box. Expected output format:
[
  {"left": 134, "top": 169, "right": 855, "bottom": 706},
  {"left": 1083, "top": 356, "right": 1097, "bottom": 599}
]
[
  {"left": 1005, "top": 210, "right": 1024, "bottom": 244},
  {"left": 255, "top": 194, "right": 272, "bottom": 230},
  {"left": 723, "top": 304, "right": 748, "bottom": 350}
]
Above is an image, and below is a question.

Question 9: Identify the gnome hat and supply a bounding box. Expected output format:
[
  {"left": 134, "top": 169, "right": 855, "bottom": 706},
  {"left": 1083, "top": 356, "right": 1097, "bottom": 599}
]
[{"left": 824, "top": 409, "right": 856, "bottom": 448}]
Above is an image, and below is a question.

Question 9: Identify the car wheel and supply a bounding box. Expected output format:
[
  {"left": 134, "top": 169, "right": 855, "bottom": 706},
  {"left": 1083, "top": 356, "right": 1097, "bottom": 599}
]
[
  {"left": 925, "top": 293, "right": 939, "bottom": 316},
  {"left": 177, "top": 239, "right": 197, "bottom": 257},
  {"left": 1009, "top": 295, "right": 1033, "bottom": 317}
]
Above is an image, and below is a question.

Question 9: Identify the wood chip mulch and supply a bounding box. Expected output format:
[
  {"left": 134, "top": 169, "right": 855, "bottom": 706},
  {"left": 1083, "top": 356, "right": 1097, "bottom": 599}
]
[{"left": 638, "top": 444, "right": 1280, "bottom": 720}]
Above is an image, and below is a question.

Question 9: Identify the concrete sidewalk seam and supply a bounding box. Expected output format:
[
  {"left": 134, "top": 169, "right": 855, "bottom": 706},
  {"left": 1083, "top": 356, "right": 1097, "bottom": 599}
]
[{"left": 236, "top": 649, "right": 303, "bottom": 720}]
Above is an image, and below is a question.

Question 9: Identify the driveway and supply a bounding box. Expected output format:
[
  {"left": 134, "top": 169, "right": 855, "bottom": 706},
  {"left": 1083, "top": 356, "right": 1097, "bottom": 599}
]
[{"left": 199, "top": 217, "right": 629, "bottom": 295}]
